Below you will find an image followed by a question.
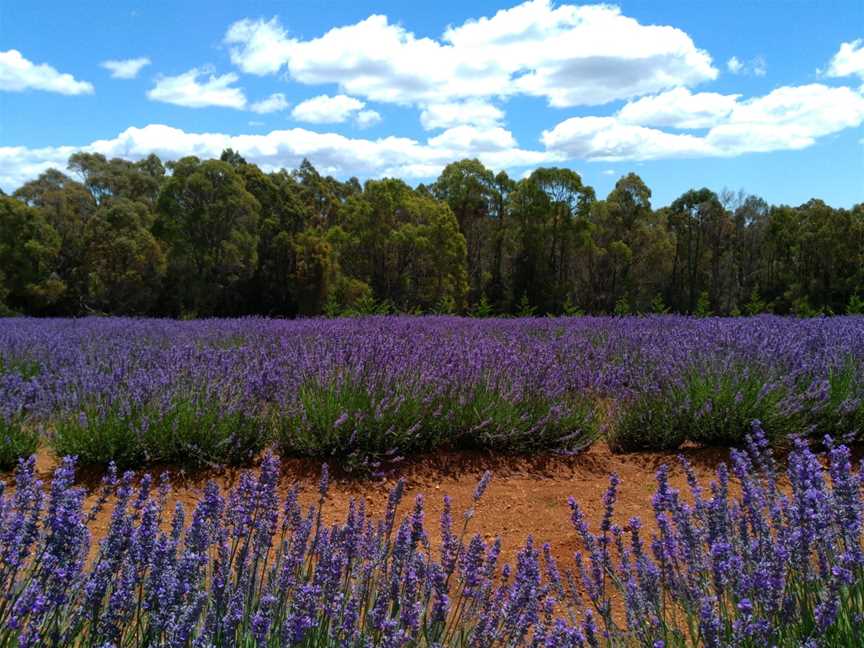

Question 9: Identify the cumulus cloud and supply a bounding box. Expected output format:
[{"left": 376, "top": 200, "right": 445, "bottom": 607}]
[
  {"left": 826, "top": 39, "right": 864, "bottom": 79},
  {"left": 249, "top": 92, "right": 289, "bottom": 114},
  {"left": 355, "top": 109, "right": 382, "bottom": 128},
  {"left": 617, "top": 88, "right": 740, "bottom": 129},
  {"left": 224, "top": 1, "right": 716, "bottom": 108},
  {"left": 0, "top": 123, "right": 555, "bottom": 191},
  {"left": 427, "top": 125, "right": 517, "bottom": 152},
  {"left": 419, "top": 100, "right": 505, "bottom": 130},
  {"left": 147, "top": 67, "right": 247, "bottom": 109},
  {"left": 544, "top": 83, "right": 864, "bottom": 160},
  {"left": 0, "top": 49, "right": 94, "bottom": 94},
  {"left": 291, "top": 94, "right": 379, "bottom": 127},
  {"left": 542, "top": 117, "right": 711, "bottom": 161},
  {"left": 100, "top": 57, "right": 151, "bottom": 79}
]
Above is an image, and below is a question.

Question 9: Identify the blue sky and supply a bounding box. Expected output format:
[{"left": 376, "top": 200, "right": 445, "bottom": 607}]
[{"left": 1, "top": 0, "right": 863, "bottom": 207}]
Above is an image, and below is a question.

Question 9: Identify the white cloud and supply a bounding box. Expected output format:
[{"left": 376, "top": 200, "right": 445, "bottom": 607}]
[
  {"left": 0, "top": 123, "right": 555, "bottom": 191},
  {"left": 0, "top": 49, "right": 94, "bottom": 94},
  {"left": 147, "top": 67, "right": 247, "bottom": 109},
  {"left": 617, "top": 88, "right": 740, "bottom": 129},
  {"left": 427, "top": 125, "right": 517, "bottom": 152},
  {"left": 826, "top": 39, "right": 864, "bottom": 79},
  {"left": 543, "top": 83, "right": 864, "bottom": 160},
  {"left": 249, "top": 92, "right": 289, "bottom": 114},
  {"left": 100, "top": 57, "right": 151, "bottom": 79},
  {"left": 542, "top": 116, "right": 712, "bottom": 161},
  {"left": 291, "top": 94, "right": 371, "bottom": 124},
  {"left": 725, "top": 54, "right": 766, "bottom": 77},
  {"left": 751, "top": 56, "right": 767, "bottom": 77},
  {"left": 419, "top": 100, "right": 504, "bottom": 130},
  {"left": 355, "top": 109, "right": 382, "bottom": 128},
  {"left": 727, "top": 56, "right": 743, "bottom": 74},
  {"left": 224, "top": 1, "right": 716, "bottom": 108},
  {"left": 707, "top": 83, "right": 864, "bottom": 153}
]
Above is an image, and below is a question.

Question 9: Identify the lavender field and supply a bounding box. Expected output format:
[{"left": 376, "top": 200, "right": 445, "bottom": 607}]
[
  {"left": 0, "top": 424, "right": 861, "bottom": 646},
  {"left": 0, "top": 315, "right": 862, "bottom": 470}
]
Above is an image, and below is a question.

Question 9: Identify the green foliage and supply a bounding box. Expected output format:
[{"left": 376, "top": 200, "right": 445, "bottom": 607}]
[
  {"left": 612, "top": 366, "right": 790, "bottom": 451},
  {"left": 81, "top": 198, "right": 166, "bottom": 314},
  {"left": 847, "top": 294, "right": 864, "bottom": 315},
  {"left": 562, "top": 294, "right": 584, "bottom": 316},
  {"left": 155, "top": 158, "right": 260, "bottom": 315},
  {"left": 344, "top": 294, "right": 389, "bottom": 316},
  {"left": 470, "top": 293, "right": 494, "bottom": 318},
  {"left": 0, "top": 196, "right": 65, "bottom": 313},
  {"left": 745, "top": 286, "right": 767, "bottom": 315},
  {"left": 0, "top": 417, "right": 39, "bottom": 470},
  {"left": 795, "top": 359, "right": 864, "bottom": 440},
  {"left": 613, "top": 295, "right": 630, "bottom": 316},
  {"left": 0, "top": 356, "right": 42, "bottom": 379},
  {"left": 516, "top": 292, "right": 536, "bottom": 317},
  {"left": 676, "top": 367, "right": 789, "bottom": 445},
  {"left": 434, "top": 294, "right": 457, "bottom": 315},
  {"left": 791, "top": 297, "right": 819, "bottom": 318},
  {"left": 3, "top": 151, "right": 863, "bottom": 318},
  {"left": 694, "top": 290, "right": 712, "bottom": 317},
  {"left": 277, "top": 378, "right": 597, "bottom": 472},
  {"left": 650, "top": 293, "right": 669, "bottom": 314},
  {"left": 52, "top": 399, "right": 268, "bottom": 468},
  {"left": 323, "top": 293, "right": 342, "bottom": 318},
  {"left": 609, "top": 392, "right": 686, "bottom": 452},
  {"left": 336, "top": 178, "right": 468, "bottom": 313}
]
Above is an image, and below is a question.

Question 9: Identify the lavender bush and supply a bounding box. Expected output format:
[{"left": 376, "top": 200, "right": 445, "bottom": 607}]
[
  {"left": 0, "top": 315, "right": 862, "bottom": 468},
  {"left": 0, "top": 424, "right": 860, "bottom": 646}
]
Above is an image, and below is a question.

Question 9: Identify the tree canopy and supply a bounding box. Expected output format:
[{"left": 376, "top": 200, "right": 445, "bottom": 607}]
[{"left": 2, "top": 153, "right": 862, "bottom": 317}]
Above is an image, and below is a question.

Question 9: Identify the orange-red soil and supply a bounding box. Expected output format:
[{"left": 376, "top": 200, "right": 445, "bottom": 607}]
[{"left": 22, "top": 443, "right": 741, "bottom": 566}]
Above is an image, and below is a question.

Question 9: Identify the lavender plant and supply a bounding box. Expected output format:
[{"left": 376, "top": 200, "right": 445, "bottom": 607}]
[
  {"left": 0, "top": 424, "right": 860, "bottom": 647},
  {"left": 0, "top": 315, "right": 862, "bottom": 468}
]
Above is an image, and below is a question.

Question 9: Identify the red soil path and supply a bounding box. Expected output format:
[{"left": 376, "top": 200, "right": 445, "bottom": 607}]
[{"left": 24, "top": 442, "right": 735, "bottom": 566}]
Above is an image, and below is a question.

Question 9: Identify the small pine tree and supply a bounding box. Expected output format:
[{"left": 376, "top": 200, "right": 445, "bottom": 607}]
[
  {"left": 694, "top": 291, "right": 712, "bottom": 317},
  {"left": 471, "top": 293, "right": 494, "bottom": 318},
  {"left": 650, "top": 293, "right": 669, "bottom": 314},
  {"left": 744, "top": 287, "right": 766, "bottom": 316},
  {"left": 434, "top": 295, "right": 456, "bottom": 315},
  {"left": 323, "top": 294, "right": 342, "bottom": 318},
  {"left": 352, "top": 294, "right": 379, "bottom": 316},
  {"left": 516, "top": 292, "right": 536, "bottom": 317},
  {"left": 562, "top": 294, "right": 583, "bottom": 316},
  {"left": 847, "top": 294, "right": 864, "bottom": 315},
  {"left": 791, "top": 297, "right": 818, "bottom": 318}
]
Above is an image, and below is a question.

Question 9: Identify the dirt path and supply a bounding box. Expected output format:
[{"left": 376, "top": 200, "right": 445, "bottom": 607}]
[{"left": 21, "top": 442, "right": 736, "bottom": 567}]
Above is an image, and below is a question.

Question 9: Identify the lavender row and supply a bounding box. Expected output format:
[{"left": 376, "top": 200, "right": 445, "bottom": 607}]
[
  {"left": 1, "top": 315, "right": 863, "bottom": 468},
  {"left": 0, "top": 424, "right": 861, "bottom": 646}
]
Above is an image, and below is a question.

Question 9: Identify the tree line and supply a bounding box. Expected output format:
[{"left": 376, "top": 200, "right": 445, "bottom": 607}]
[{"left": 2, "top": 150, "right": 862, "bottom": 318}]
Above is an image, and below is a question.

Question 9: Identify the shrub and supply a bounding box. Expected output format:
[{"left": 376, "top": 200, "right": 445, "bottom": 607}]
[
  {"left": 675, "top": 365, "right": 789, "bottom": 445},
  {"left": 608, "top": 389, "right": 686, "bottom": 452},
  {"left": 53, "top": 397, "right": 268, "bottom": 468},
  {"left": 794, "top": 358, "right": 864, "bottom": 442},
  {"left": 277, "top": 378, "right": 597, "bottom": 471},
  {"left": 0, "top": 415, "right": 38, "bottom": 469},
  {"left": 612, "top": 366, "right": 790, "bottom": 451}
]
